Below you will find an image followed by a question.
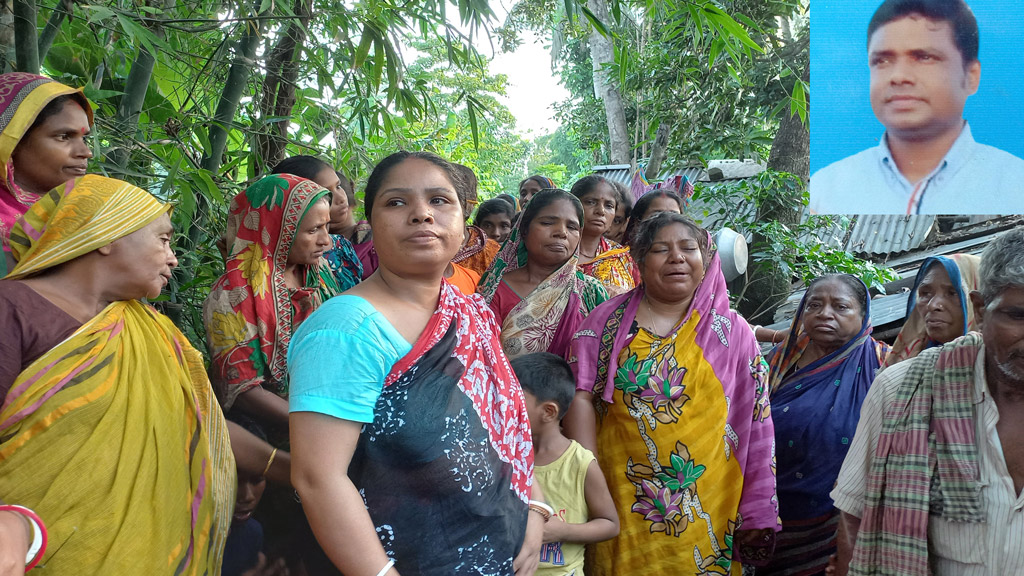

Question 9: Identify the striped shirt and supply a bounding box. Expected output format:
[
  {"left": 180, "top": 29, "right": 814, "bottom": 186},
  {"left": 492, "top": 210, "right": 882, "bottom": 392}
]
[{"left": 831, "top": 346, "right": 1024, "bottom": 575}]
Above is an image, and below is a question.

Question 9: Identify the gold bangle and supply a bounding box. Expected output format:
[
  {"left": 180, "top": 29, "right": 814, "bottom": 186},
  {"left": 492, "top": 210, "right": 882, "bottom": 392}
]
[{"left": 262, "top": 448, "right": 278, "bottom": 478}]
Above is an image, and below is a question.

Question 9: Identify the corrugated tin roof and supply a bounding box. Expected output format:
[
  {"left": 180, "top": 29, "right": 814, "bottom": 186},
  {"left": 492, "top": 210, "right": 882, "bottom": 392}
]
[
  {"left": 592, "top": 165, "right": 706, "bottom": 187},
  {"left": 846, "top": 215, "right": 936, "bottom": 256},
  {"left": 846, "top": 214, "right": 1008, "bottom": 259}
]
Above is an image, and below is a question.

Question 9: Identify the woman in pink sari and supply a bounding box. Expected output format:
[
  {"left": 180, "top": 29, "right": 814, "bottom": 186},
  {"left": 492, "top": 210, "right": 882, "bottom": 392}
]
[
  {"left": 563, "top": 212, "right": 779, "bottom": 575},
  {"left": 0, "top": 73, "right": 93, "bottom": 276},
  {"left": 478, "top": 189, "right": 608, "bottom": 360}
]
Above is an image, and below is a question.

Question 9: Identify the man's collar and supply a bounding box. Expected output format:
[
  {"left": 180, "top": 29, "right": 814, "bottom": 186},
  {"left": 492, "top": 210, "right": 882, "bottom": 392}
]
[{"left": 878, "top": 121, "right": 976, "bottom": 182}]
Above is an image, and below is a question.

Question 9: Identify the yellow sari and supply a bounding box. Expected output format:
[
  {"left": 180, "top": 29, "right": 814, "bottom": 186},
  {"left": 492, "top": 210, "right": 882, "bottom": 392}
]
[
  {"left": 0, "top": 175, "right": 234, "bottom": 574},
  {"left": 592, "top": 324, "right": 745, "bottom": 575}
]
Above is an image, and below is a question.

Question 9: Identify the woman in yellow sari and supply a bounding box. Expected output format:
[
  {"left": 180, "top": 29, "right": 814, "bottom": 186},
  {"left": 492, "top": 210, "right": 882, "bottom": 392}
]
[
  {"left": 0, "top": 72, "right": 93, "bottom": 277},
  {"left": 0, "top": 175, "right": 235, "bottom": 574},
  {"left": 564, "top": 213, "right": 779, "bottom": 575}
]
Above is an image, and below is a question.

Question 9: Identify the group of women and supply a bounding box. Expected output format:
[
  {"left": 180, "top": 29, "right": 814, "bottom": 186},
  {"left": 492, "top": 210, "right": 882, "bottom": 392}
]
[{"left": 0, "top": 71, "right": 987, "bottom": 576}]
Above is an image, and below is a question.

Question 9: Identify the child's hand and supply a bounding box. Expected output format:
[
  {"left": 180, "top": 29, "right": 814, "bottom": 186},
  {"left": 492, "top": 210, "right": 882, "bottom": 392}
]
[{"left": 542, "top": 516, "right": 570, "bottom": 543}]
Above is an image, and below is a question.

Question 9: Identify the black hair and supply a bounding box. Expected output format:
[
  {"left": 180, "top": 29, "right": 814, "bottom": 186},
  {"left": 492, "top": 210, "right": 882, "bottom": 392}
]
[
  {"left": 363, "top": 151, "right": 466, "bottom": 222},
  {"left": 24, "top": 93, "right": 90, "bottom": 137},
  {"left": 336, "top": 170, "right": 355, "bottom": 199},
  {"left": 629, "top": 212, "right": 709, "bottom": 268},
  {"left": 271, "top": 155, "right": 333, "bottom": 181},
  {"left": 622, "top": 190, "right": 684, "bottom": 246},
  {"left": 610, "top": 180, "right": 632, "bottom": 216},
  {"left": 510, "top": 352, "right": 575, "bottom": 419},
  {"left": 518, "top": 188, "right": 583, "bottom": 238},
  {"left": 804, "top": 274, "right": 869, "bottom": 319},
  {"left": 474, "top": 197, "right": 516, "bottom": 226},
  {"left": 868, "top": 0, "right": 979, "bottom": 64},
  {"left": 453, "top": 164, "right": 479, "bottom": 202},
  {"left": 495, "top": 194, "right": 518, "bottom": 209},
  {"left": 569, "top": 174, "right": 616, "bottom": 204},
  {"left": 518, "top": 175, "right": 554, "bottom": 196}
]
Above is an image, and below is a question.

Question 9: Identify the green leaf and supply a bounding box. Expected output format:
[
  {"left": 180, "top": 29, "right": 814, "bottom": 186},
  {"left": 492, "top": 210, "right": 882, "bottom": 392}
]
[{"left": 580, "top": 5, "right": 611, "bottom": 38}]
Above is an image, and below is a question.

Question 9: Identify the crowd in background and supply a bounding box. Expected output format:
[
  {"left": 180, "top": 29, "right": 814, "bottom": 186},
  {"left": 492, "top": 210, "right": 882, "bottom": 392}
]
[{"left": 1, "top": 63, "right": 1023, "bottom": 576}]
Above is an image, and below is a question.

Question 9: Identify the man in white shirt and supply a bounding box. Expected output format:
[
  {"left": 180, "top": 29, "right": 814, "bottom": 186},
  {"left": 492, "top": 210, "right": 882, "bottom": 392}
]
[
  {"left": 810, "top": 0, "right": 1024, "bottom": 215},
  {"left": 830, "top": 226, "right": 1024, "bottom": 575}
]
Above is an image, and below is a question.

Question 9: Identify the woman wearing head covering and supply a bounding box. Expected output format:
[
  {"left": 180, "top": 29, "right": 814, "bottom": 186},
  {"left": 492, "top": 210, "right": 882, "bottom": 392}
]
[
  {"left": 478, "top": 188, "right": 607, "bottom": 360},
  {"left": 288, "top": 150, "right": 541, "bottom": 576},
  {"left": 271, "top": 155, "right": 364, "bottom": 291},
  {"left": 563, "top": 213, "right": 780, "bottom": 575},
  {"left": 204, "top": 173, "right": 340, "bottom": 435},
  {"left": 570, "top": 175, "right": 638, "bottom": 296},
  {"left": 883, "top": 253, "right": 980, "bottom": 369},
  {"left": 0, "top": 73, "right": 93, "bottom": 276},
  {"left": 0, "top": 175, "right": 234, "bottom": 574},
  {"left": 760, "top": 275, "right": 889, "bottom": 575}
]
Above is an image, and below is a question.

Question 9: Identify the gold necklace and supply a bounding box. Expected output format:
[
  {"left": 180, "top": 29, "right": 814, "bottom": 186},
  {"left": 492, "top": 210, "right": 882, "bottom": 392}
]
[{"left": 645, "top": 296, "right": 667, "bottom": 336}]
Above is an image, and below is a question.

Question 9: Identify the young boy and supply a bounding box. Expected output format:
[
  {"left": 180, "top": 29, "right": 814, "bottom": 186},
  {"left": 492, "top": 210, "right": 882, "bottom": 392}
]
[{"left": 511, "top": 352, "right": 619, "bottom": 576}]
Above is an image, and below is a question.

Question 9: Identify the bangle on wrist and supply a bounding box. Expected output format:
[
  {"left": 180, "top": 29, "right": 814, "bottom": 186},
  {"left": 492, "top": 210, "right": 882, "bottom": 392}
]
[
  {"left": 262, "top": 447, "right": 278, "bottom": 478},
  {"left": 528, "top": 500, "right": 553, "bottom": 522},
  {"left": 0, "top": 505, "right": 47, "bottom": 570},
  {"left": 375, "top": 558, "right": 395, "bottom": 576}
]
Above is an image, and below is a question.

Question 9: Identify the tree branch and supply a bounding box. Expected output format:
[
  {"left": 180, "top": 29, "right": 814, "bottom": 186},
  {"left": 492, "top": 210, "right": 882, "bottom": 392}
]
[{"left": 13, "top": 0, "right": 38, "bottom": 73}]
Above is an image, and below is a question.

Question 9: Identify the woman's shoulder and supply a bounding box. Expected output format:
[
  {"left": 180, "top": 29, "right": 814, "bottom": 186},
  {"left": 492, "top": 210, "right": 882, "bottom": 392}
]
[
  {"left": 578, "top": 288, "right": 635, "bottom": 331},
  {"left": 300, "top": 294, "right": 381, "bottom": 333}
]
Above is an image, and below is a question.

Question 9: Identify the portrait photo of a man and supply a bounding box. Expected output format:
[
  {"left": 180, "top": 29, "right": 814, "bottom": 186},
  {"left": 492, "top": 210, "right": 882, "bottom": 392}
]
[{"left": 810, "top": 0, "right": 1024, "bottom": 215}]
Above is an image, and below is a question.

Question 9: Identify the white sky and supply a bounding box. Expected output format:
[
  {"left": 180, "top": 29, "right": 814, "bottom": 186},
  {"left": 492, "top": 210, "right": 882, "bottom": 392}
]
[{"left": 478, "top": 4, "right": 570, "bottom": 137}]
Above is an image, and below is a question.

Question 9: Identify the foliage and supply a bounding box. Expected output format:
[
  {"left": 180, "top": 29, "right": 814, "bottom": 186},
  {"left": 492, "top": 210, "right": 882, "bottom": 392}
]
[
  {"left": 8, "top": 0, "right": 528, "bottom": 349},
  {"left": 690, "top": 170, "right": 899, "bottom": 300},
  {"left": 503, "top": 0, "right": 808, "bottom": 167}
]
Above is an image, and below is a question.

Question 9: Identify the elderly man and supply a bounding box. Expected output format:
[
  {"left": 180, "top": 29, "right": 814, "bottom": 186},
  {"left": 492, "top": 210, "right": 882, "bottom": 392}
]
[{"left": 830, "top": 227, "right": 1024, "bottom": 575}]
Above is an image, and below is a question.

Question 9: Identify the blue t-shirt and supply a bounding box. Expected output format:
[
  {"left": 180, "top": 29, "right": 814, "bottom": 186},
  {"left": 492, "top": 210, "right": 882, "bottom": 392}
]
[{"left": 288, "top": 295, "right": 412, "bottom": 422}]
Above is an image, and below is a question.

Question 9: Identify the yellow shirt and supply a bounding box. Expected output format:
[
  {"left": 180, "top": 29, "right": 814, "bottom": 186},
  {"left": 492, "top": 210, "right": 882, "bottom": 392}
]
[{"left": 536, "top": 439, "right": 595, "bottom": 576}]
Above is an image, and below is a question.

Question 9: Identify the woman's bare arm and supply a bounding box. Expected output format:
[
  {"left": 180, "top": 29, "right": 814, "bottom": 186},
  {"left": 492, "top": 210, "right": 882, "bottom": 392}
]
[
  {"left": 290, "top": 411, "right": 397, "bottom": 576},
  {"left": 226, "top": 420, "right": 291, "bottom": 487},
  {"left": 0, "top": 499, "right": 30, "bottom": 576},
  {"left": 561, "top": 391, "right": 598, "bottom": 455},
  {"left": 234, "top": 387, "right": 291, "bottom": 429}
]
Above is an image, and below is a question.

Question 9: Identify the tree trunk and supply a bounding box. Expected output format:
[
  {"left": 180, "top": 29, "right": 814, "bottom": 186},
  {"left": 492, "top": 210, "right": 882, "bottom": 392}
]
[
  {"left": 108, "top": 0, "right": 173, "bottom": 173},
  {"left": 12, "top": 0, "right": 37, "bottom": 73},
  {"left": 175, "top": 6, "right": 264, "bottom": 311},
  {"left": 586, "top": 0, "right": 629, "bottom": 164},
  {"left": 201, "top": 10, "right": 264, "bottom": 174},
  {"left": 645, "top": 121, "right": 672, "bottom": 180},
  {"left": 253, "top": 0, "right": 312, "bottom": 176},
  {"left": 37, "top": 0, "right": 69, "bottom": 62},
  {"left": 0, "top": 0, "right": 14, "bottom": 73},
  {"left": 737, "top": 68, "right": 809, "bottom": 322},
  {"left": 107, "top": 47, "right": 155, "bottom": 171}
]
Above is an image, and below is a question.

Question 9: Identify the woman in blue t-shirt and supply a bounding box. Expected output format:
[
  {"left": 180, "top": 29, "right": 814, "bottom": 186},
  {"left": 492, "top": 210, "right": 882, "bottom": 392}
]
[{"left": 288, "top": 150, "right": 545, "bottom": 576}]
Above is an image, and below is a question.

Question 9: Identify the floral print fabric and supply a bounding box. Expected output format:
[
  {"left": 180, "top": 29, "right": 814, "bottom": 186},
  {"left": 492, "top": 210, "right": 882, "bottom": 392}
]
[
  {"left": 204, "top": 174, "right": 340, "bottom": 410},
  {"left": 569, "top": 246, "right": 780, "bottom": 575},
  {"left": 348, "top": 282, "right": 533, "bottom": 574}
]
